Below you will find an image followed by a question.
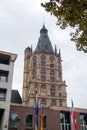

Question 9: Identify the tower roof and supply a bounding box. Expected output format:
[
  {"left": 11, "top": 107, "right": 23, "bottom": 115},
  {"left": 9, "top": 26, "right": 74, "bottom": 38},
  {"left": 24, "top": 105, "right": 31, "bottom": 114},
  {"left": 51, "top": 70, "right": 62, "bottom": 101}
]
[{"left": 34, "top": 25, "right": 54, "bottom": 54}]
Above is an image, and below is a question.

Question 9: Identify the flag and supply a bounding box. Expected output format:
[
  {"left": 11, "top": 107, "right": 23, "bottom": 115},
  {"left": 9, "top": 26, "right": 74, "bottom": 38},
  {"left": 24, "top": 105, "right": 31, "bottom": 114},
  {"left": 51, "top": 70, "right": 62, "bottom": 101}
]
[
  {"left": 35, "top": 94, "right": 39, "bottom": 130},
  {"left": 70, "top": 99, "right": 77, "bottom": 130},
  {"left": 40, "top": 108, "right": 44, "bottom": 130}
]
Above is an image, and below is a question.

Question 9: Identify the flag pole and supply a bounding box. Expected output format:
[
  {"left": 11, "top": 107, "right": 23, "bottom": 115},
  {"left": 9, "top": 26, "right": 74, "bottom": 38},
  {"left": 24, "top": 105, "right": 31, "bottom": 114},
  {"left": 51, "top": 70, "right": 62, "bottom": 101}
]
[
  {"left": 35, "top": 93, "right": 39, "bottom": 130},
  {"left": 70, "top": 99, "right": 77, "bottom": 130}
]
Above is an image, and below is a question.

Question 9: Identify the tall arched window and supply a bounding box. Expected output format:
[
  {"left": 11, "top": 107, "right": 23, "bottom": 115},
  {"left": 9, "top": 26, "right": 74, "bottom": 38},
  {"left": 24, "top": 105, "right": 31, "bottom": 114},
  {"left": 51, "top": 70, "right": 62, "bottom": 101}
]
[
  {"left": 50, "top": 86, "right": 55, "bottom": 97},
  {"left": 41, "top": 70, "right": 46, "bottom": 82},
  {"left": 33, "top": 56, "right": 36, "bottom": 67},
  {"left": 32, "top": 70, "right": 36, "bottom": 79},
  {"left": 50, "top": 70, "right": 55, "bottom": 82},
  {"left": 41, "top": 55, "right": 46, "bottom": 67},
  {"left": 50, "top": 56, "right": 54, "bottom": 68}
]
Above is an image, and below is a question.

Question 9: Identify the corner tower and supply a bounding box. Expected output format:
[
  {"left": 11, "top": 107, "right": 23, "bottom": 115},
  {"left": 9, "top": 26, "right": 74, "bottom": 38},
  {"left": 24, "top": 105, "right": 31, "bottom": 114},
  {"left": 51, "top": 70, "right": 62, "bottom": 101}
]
[{"left": 22, "top": 25, "right": 67, "bottom": 108}]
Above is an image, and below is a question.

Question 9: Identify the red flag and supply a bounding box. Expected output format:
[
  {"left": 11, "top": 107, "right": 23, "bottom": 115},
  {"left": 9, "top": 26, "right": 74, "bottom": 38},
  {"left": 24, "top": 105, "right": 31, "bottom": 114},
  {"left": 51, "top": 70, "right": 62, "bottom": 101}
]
[
  {"left": 40, "top": 108, "right": 44, "bottom": 130},
  {"left": 70, "top": 99, "right": 77, "bottom": 130}
]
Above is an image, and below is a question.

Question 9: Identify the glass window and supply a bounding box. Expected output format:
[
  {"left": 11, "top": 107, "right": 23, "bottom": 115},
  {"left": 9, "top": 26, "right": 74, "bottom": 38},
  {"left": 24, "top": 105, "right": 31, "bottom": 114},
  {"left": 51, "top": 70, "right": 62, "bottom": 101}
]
[
  {"left": 43, "top": 116, "right": 47, "bottom": 128},
  {"left": 41, "top": 71, "right": 45, "bottom": 82},
  {"left": 50, "top": 86, "right": 55, "bottom": 97},
  {"left": 41, "top": 55, "right": 46, "bottom": 67},
  {"left": 50, "top": 70, "right": 55, "bottom": 82},
  {"left": 0, "top": 89, "right": 6, "bottom": 101},
  {"left": 60, "top": 111, "right": 71, "bottom": 130},
  {"left": 80, "top": 113, "right": 87, "bottom": 130},
  {"left": 0, "top": 70, "right": 8, "bottom": 82},
  {"left": 10, "top": 113, "right": 18, "bottom": 128},
  {"left": 26, "top": 114, "right": 33, "bottom": 128}
]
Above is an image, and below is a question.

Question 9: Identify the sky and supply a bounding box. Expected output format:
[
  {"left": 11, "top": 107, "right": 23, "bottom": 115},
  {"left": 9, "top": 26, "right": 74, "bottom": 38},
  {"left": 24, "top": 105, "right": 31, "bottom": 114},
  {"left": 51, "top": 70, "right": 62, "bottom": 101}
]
[{"left": 0, "top": 0, "right": 87, "bottom": 108}]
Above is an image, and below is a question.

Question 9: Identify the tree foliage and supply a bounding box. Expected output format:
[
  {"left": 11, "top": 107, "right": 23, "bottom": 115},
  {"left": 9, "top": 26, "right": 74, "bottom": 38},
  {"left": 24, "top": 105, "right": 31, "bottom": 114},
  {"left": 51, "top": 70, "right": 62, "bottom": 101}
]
[{"left": 41, "top": 0, "right": 87, "bottom": 52}]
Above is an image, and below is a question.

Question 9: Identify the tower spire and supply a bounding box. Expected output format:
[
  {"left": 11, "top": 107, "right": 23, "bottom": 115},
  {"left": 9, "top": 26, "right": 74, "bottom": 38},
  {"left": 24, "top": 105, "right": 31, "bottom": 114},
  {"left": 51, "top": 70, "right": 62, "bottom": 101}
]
[{"left": 34, "top": 25, "right": 54, "bottom": 54}]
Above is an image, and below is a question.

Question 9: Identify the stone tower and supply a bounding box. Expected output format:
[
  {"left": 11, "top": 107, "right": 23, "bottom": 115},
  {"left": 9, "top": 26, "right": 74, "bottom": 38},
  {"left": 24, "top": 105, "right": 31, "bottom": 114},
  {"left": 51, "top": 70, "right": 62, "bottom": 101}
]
[{"left": 22, "top": 25, "right": 67, "bottom": 108}]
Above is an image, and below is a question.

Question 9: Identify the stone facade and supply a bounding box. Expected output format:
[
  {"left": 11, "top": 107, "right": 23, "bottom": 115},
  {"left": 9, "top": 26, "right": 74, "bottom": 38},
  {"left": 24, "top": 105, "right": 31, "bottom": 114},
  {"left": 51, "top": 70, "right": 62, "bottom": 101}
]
[{"left": 22, "top": 25, "right": 67, "bottom": 108}]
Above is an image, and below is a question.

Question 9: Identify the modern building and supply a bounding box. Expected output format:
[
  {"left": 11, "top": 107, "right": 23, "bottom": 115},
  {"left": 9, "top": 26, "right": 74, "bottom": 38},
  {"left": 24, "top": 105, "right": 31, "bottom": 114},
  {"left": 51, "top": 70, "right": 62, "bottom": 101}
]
[
  {"left": 6, "top": 25, "right": 87, "bottom": 130},
  {"left": 0, "top": 51, "right": 17, "bottom": 130}
]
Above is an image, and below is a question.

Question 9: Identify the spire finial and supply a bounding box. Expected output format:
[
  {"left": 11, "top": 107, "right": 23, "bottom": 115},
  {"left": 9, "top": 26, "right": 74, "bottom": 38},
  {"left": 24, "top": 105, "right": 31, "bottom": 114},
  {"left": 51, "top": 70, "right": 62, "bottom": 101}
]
[{"left": 43, "top": 16, "right": 45, "bottom": 26}]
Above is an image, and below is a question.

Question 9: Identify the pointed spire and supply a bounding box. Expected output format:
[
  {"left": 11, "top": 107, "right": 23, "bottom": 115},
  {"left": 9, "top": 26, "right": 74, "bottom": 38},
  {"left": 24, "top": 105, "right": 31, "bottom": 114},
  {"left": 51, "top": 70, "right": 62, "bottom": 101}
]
[{"left": 34, "top": 25, "right": 54, "bottom": 54}]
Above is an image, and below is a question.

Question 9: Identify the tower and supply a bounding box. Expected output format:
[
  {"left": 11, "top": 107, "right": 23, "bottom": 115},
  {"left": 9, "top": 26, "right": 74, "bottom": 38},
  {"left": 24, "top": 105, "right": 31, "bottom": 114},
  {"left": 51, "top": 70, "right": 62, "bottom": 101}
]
[{"left": 22, "top": 25, "right": 67, "bottom": 108}]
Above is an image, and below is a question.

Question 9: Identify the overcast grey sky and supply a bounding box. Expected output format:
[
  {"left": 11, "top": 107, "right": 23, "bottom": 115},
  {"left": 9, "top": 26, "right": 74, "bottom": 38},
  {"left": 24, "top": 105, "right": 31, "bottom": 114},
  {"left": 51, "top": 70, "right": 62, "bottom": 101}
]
[{"left": 0, "top": 0, "right": 87, "bottom": 108}]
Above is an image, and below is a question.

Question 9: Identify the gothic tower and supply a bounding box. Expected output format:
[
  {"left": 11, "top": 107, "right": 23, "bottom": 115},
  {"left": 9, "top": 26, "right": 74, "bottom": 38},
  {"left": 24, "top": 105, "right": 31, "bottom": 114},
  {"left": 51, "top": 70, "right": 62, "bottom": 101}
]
[{"left": 22, "top": 25, "right": 67, "bottom": 108}]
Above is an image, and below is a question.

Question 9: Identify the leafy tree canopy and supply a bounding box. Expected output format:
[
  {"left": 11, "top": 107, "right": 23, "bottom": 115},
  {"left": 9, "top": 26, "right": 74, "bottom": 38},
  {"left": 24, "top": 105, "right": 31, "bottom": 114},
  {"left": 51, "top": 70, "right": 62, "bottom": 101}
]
[{"left": 41, "top": 0, "right": 87, "bottom": 52}]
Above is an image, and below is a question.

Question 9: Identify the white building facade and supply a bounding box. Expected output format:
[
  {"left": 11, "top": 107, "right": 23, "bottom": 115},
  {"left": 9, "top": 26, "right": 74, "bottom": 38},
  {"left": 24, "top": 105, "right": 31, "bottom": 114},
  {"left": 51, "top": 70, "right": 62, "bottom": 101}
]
[{"left": 0, "top": 51, "right": 17, "bottom": 130}]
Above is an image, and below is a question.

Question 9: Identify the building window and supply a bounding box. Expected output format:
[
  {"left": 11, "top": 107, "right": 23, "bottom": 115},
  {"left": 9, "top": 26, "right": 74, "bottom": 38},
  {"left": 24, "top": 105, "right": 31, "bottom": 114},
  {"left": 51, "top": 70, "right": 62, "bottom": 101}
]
[
  {"left": 51, "top": 99, "right": 56, "bottom": 106},
  {"left": 40, "top": 115, "right": 47, "bottom": 129},
  {"left": 80, "top": 113, "right": 87, "bottom": 130},
  {"left": 60, "top": 111, "right": 71, "bottom": 130},
  {"left": 41, "top": 71, "right": 45, "bottom": 82},
  {"left": 0, "top": 54, "right": 10, "bottom": 65},
  {"left": 0, "top": 70, "right": 8, "bottom": 82},
  {"left": 41, "top": 100, "right": 46, "bottom": 107},
  {"left": 0, "top": 89, "right": 6, "bottom": 101},
  {"left": 10, "top": 113, "right": 18, "bottom": 128},
  {"left": 59, "top": 93, "right": 62, "bottom": 97},
  {"left": 50, "top": 70, "right": 55, "bottom": 82},
  {"left": 33, "top": 56, "right": 37, "bottom": 67},
  {"left": 32, "top": 70, "right": 36, "bottom": 79},
  {"left": 50, "top": 64, "right": 54, "bottom": 68},
  {"left": 50, "top": 86, "right": 55, "bottom": 97},
  {"left": 41, "top": 55, "right": 46, "bottom": 67},
  {"left": 43, "top": 116, "right": 47, "bottom": 128},
  {"left": 26, "top": 114, "right": 33, "bottom": 128}
]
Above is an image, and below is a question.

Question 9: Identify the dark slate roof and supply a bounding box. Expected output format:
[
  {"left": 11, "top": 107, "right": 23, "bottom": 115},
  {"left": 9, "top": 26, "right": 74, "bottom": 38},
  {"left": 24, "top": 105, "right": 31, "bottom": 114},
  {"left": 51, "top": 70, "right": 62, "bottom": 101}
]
[
  {"left": 34, "top": 25, "right": 54, "bottom": 54},
  {"left": 11, "top": 90, "right": 22, "bottom": 104}
]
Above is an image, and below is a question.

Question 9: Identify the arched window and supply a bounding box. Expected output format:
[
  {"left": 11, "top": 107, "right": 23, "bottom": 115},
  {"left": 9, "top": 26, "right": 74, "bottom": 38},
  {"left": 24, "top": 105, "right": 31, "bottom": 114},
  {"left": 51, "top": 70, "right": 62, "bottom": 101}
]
[
  {"left": 50, "top": 86, "right": 55, "bottom": 97},
  {"left": 41, "top": 99, "right": 46, "bottom": 107},
  {"left": 33, "top": 56, "right": 36, "bottom": 67},
  {"left": 41, "top": 55, "right": 46, "bottom": 67},
  {"left": 32, "top": 70, "right": 36, "bottom": 79},
  {"left": 50, "top": 56, "right": 54, "bottom": 68},
  {"left": 50, "top": 70, "right": 55, "bottom": 82},
  {"left": 41, "top": 70, "right": 45, "bottom": 82},
  {"left": 51, "top": 99, "right": 56, "bottom": 106}
]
